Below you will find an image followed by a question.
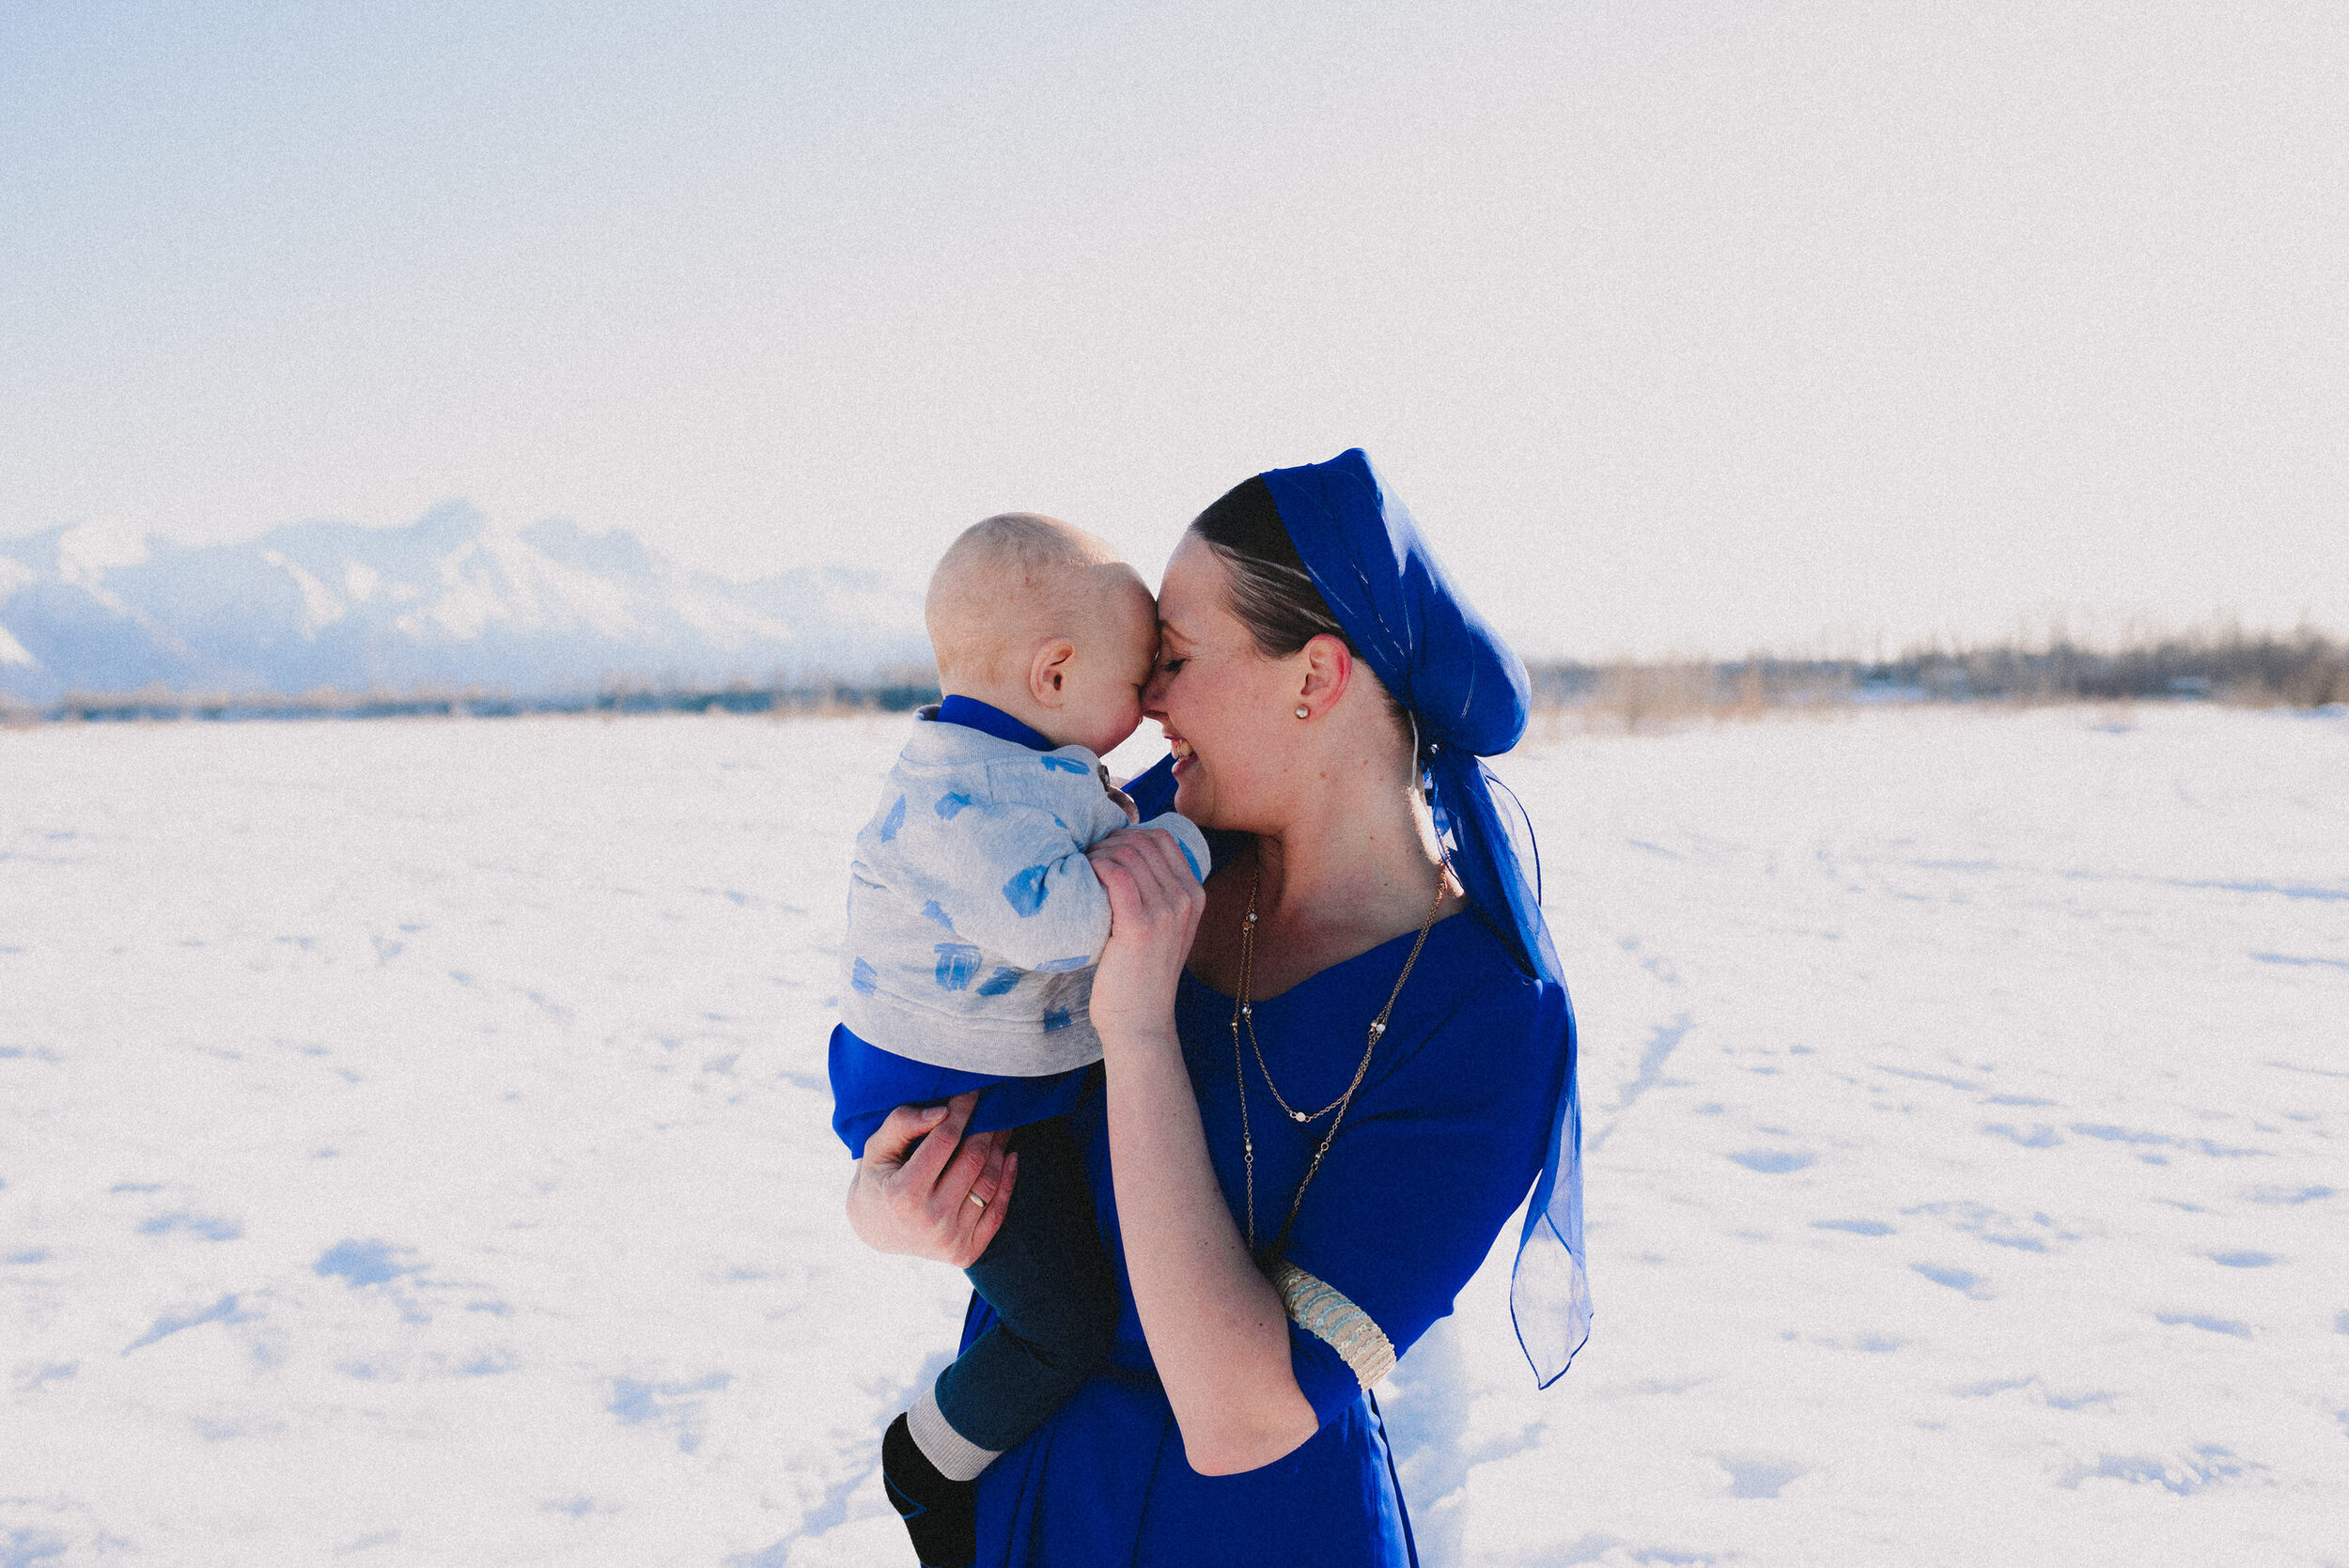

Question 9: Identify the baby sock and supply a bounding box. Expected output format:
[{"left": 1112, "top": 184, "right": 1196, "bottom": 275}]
[
  {"left": 882, "top": 1410, "right": 977, "bottom": 1567},
  {"left": 906, "top": 1383, "right": 1002, "bottom": 1481}
]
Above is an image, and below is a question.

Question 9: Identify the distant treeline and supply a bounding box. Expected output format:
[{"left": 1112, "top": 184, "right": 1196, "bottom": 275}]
[
  {"left": 8, "top": 629, "right": 2342, "bottom": 728},
  {"left": 6, "top": 674, "right": 945, "bottom": 725},
  {"left": 1532, "top": 628, "right": 2347, "bottom": 730}
]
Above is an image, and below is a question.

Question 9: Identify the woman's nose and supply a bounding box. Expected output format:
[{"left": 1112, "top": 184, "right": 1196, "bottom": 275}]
[{"left": 1141, "top": 666, "right": 1170, "bottom": 718}]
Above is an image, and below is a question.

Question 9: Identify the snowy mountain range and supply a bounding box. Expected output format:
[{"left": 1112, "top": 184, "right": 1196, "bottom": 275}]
[{"left": 0, "top": 505, "right": 933, "bottom": 702}]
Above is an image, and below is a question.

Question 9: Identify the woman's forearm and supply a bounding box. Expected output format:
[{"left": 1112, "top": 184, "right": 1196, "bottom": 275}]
[{"left": 1102, "top": 1022, "right": 1319, "bottom": 1475}]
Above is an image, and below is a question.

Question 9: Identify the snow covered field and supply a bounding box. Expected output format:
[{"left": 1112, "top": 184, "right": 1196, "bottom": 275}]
[{"left": 3, "top": 704, "right": 2342, "bottom": 1566}]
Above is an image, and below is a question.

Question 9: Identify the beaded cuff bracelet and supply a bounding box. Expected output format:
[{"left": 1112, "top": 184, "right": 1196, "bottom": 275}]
[{"left": 1268, "top": 1258, "right": 1396, "bottom": 1389}]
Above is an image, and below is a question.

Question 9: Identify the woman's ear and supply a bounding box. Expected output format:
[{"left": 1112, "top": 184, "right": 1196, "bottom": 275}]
[
  {"left": 1029, "top": 638, "right": 1078, "bottom": 708},
  {"left": 1295, "top": 633, "right": 1352, "bottom": 719}
]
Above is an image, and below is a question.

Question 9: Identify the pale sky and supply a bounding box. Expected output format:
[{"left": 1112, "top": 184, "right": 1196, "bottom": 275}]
[{"left": 4, "top": 0, "right": 2341, "bottom": 659}]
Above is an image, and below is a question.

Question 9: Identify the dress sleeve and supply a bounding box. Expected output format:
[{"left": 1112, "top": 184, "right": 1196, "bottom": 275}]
[
  {"left": 1123, "top": 755, "right": 1177, "bottom": 815},
  {"left": 1270, "top": 967, "right": 1571, "bottom": 1428}
]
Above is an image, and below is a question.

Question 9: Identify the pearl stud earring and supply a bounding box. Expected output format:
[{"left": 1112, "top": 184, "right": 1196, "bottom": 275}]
[{"left": 1295, "top": 706, "right": 1310, "bottom": 719}]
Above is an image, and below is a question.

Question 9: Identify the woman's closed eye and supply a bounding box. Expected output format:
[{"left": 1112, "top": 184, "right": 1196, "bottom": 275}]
[{"left": 1159, "top": 657, "right": 1187, "bottom": 675}]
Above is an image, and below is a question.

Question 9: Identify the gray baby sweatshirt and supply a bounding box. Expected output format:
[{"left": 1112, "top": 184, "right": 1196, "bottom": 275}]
[{"left": 840, "top": 712, "right": 1210, "bottom": 1076}]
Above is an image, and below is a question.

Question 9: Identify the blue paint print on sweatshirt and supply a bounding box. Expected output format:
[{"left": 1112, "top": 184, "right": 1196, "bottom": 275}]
[
  {"left": 1041, "top": 1007, "right": 1073, "bottom": 1032},
  {"left": 975, "top": 967, "right": 1022, "bottom": 997},
  {"left": 933, "top": 942, "right": 983, "bottom": 990},
  {"left": 1174, "top": 836, "right": 1202, "bottom": 881},
  {"left": 878, "top": 795, "right": 906, "bottom": 843},
  {"left": 1034, "top": 955, "right": 1090, "bottom": 973},
  {"left": 936, "top": 791, "right": 973, "bottom": 819},
  {"left": 1003, "top": 863, "right": 1051, "bottom": 916},
  {"left": 921, "top": 900, "right": 956, "bottom": 932},
  {"left": 1040, "top": 754, "right": 1089, "bottom": 774},
  {"left": 850, "top": 957, "right": 880, "bottom": 994}
]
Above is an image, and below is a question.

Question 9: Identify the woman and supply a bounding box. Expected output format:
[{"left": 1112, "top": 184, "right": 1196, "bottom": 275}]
[{"left": 848, "top": 449, "right": 1588, "bottom": 1564}]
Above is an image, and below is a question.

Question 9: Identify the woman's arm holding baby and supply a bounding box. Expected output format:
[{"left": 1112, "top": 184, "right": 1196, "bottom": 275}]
[
  {"left": 1086, "top": 829, "right": 1319, "bottom": 1476},
  {"left": 846, "top": 1092, "right": 1019, "bottom": 1268}
]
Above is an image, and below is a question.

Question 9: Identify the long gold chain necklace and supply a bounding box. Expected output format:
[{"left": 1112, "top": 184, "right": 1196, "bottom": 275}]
[{"left": 1230, "top": 859, "right": 1448, "bottom": 1258}]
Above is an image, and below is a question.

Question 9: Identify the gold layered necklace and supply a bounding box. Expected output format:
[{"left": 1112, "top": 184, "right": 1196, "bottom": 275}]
[{"left": 1229, "top": 859, "right": 1448, "bottom": 1258}]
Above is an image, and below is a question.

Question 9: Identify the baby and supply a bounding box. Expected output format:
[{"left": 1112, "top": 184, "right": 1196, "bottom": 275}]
[{"left": 829, "top": 512, "right": 1208, "bottom": 1567}]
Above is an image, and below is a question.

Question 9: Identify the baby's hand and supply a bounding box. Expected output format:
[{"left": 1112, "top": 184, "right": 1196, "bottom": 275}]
[
  {"left": 1100, "top": 767, "right": 1141, "bottom": 826},
  {"left": 1084, "top": 827, "right": 1206, "bottom": 1048}
]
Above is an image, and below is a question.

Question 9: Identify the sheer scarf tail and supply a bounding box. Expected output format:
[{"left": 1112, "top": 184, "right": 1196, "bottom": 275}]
[{"left": 1428, "top": 746, "right": 1590, "bottom": 1385}]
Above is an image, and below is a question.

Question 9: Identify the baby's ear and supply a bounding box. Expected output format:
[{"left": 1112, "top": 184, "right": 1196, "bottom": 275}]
[{"left": 1028, "top": 637, "right": 1078, "bottom": 706}]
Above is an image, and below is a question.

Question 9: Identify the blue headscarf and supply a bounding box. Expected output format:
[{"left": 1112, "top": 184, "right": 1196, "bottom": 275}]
[{"left": 1259, "top": 447, "right": 1589, "bottom": 1388}]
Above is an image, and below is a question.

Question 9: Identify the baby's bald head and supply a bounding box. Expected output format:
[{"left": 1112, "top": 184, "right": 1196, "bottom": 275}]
[
  {"left": 927, "top": 513, "right": 1128, "bottom": 684},
  {"left": 926, "top": 512, "right": 1158, "bottom": 754}
]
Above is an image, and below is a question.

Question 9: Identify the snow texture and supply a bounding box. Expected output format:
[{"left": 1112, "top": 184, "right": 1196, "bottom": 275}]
[{"left": 1, "top": 704, "right": 2342, "bottom": 1565}]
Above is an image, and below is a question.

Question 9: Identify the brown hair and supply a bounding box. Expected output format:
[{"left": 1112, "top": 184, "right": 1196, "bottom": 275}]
[{"left": 1189, "top": 476, "right": 1413, "bottom": 737}]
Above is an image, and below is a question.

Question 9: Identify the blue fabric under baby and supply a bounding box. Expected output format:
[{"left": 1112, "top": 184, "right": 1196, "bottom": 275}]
[
  {"left": 829, "top": 1027, "right": 1092, "bottom": 1157},
  {"left": 830, "top": 693, "right": 1094, "bottom": 1157}
]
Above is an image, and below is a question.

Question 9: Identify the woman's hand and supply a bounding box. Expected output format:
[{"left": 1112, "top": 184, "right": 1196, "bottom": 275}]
[
  {"left": 1084, "top": 827, "right": 1206, "bottom": 1048},
  {"left": 845, "top": 1092, "right": 1018, "bottom": 1268}
]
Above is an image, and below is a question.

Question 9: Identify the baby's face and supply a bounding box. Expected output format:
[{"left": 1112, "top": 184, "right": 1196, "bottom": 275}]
[{"left": 1053, "top": 568, "right": 1159, "bottom": 757}]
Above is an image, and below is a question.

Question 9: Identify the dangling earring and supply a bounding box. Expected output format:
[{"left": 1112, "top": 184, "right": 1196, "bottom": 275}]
[{"left": 1295, "top": 706, "right": 1310, "bottom": 720}]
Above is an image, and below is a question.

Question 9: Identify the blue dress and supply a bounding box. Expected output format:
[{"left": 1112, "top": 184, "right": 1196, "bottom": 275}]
[{"left": 961, "top": 834, "right": 1572, "bottom": 1563}]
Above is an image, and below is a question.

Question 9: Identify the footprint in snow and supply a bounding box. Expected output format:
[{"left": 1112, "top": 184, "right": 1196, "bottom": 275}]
[
  {"left": 1912, "top": 1263, "right": 1992, "bottom": 1298},
  {"left": 1728, "top": 1149, "right": 1813, "bottom": 1173}
]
